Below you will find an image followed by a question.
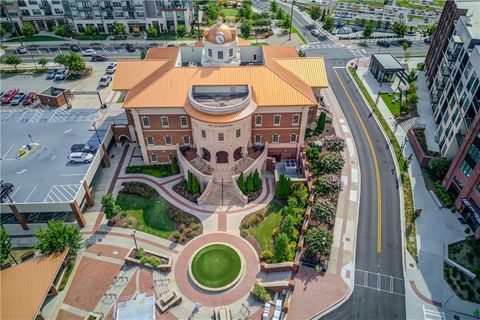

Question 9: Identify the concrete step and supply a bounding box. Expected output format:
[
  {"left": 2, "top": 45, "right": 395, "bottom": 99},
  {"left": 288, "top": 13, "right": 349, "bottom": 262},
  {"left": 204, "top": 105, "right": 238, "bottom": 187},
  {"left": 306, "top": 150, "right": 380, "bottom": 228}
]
[
  {"left": 189, "top": 158, "right": 213, "bottom": 175},
  {"left": 233, "top": 157, "right": 255, "bottom": 175},
  {"left": 201, "top": 181, "right": 244, "bottom": 206}
]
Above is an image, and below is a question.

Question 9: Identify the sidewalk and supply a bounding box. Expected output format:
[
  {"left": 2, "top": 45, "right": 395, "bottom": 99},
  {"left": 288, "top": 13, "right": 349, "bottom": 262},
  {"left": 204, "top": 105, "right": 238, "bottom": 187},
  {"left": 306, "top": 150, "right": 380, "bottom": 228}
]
[{"left": 351, "top": 60, "right": 478, "bottom": 318}]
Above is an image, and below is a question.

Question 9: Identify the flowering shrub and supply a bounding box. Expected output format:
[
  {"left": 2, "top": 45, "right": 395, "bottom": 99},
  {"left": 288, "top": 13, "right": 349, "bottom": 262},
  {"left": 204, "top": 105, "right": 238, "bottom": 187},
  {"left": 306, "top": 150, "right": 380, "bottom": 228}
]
[
  {"left": 319, "top": 152, "right": 345, "bottom": 174},
  {"left": 304, "top": 227, "right": 333, "bottom": 258},
  {"left": 322, "top": 135, "right": 345, "bottom": 152},
  {"left": 314, "top": 174, "right": 342, "bottom": 196},
  {"left": 312, "top": 198, "right": 335, "bottom": 227}
]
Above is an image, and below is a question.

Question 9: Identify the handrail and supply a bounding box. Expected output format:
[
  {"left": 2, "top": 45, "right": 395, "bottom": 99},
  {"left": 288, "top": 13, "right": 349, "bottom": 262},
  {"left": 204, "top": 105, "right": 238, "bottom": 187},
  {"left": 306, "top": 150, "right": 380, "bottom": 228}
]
[
  {"left": 197, "top": 178, "right": 215, "bottom": 205},
  {"left": 176, "top": 145, "right": 212, "bottom": 190},
  {"left": 232, "top": 142, "right": 268, "bottom": 180}
]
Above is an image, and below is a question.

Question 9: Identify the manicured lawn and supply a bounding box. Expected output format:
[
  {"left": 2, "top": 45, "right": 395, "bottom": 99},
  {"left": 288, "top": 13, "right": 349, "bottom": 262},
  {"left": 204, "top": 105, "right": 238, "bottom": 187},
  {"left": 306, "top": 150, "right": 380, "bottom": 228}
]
[
  {"left": 5, "top": 35, "right": 65, "bottom": 42},
  {"left": 148, "top": 33, "right": 197, "bottom": 41},
  {"left": 75, "top": 34, "right": 108, "bottom": 40},
  {"left": 125, "top": 164, "right": 176, "bottom": 179},
  {"left": 116, "top": 193, "right": 176, "bottom": 239},
  {"left": 221, "top": 8, "right": 239, "bottom": 17},
  {"left": 380, "top": 93, "right": 401, "bottom": 116},
  {"left": 191, "top": 244, "right": 241, "bottom": 288},
  {"left": 250, "top": 201, "right": 283, "bottom": 251}
]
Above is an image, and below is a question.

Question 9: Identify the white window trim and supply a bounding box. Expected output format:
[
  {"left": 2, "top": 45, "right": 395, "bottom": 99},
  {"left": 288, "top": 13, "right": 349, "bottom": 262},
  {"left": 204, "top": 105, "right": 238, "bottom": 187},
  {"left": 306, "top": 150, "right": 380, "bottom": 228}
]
[
  {"left": 161, "top": 116, "right": 169, "bottom": 128},
  {"left": 218, "top": 132, "right": 225, "bottom": 142},
  {"left": 290, "top": 134, "right": 298, "bottom": 143},
  {"left": 150, "top": 154, "right": 158, "bottom": 162},
  {"left": 235, "top": 129, "right": 241, "bottom": 139},
  {"left": 273, "top": 115, "right": 281, "bottom": 126},
  {"left": 146, "top": 136, "right": 154, "bottom": 145},
  {"left": 164, "top": 136, "right": 172, "bottom": 145},
  {"left": 183, "top": 135, "right": 190, "bottom": 145},
  {"left": 180, "top": 116, "right": 188, "bottom": 128},
  {"left": 292, "top": 114, "right": 300, "bottom": 126},
  {"left": 255, "top": 115, "right": 262, "bottom": 127},
  {"left": 272, "top": 134, "right": 280, "bottom": 143},
  {"left": 142, "top": 116, "right": 150, "bottom": 128},
  {"left": 255, "top": 134, "right": 262, "bottom": 143}
]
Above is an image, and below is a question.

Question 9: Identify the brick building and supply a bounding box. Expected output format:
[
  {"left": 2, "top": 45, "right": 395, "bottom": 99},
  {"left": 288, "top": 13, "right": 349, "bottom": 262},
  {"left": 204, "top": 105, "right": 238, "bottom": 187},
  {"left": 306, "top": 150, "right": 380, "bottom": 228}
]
[{"left": 112, "top": 18, "right": 328, "bottom": 205}]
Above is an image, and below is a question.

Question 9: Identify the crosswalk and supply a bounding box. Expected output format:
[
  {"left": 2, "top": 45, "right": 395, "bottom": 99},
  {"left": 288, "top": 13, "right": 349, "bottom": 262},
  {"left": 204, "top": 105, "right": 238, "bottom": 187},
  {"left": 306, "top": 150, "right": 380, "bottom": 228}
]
[
  {"left": 354, "top": 269, "right": 405, "bottom": 296},
  {"left": 307, "top": 42, "right": 345, "bottom": 49},
  {"left": 423, "top": 305, "right": 445, "bottom": 320},
  {"left": 348, "top": 46, "right": 366, "bottom": 59}
]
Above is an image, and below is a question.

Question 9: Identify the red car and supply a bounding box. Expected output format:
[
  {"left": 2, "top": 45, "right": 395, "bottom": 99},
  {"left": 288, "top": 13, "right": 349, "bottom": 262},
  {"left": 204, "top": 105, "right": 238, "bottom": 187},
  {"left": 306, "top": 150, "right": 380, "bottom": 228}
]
[
  {"left": 1, "top": 89, "right": 19, "bottom": 104},
  {"left": 22, "top": 92, "right": 37, "bottom": 106}
]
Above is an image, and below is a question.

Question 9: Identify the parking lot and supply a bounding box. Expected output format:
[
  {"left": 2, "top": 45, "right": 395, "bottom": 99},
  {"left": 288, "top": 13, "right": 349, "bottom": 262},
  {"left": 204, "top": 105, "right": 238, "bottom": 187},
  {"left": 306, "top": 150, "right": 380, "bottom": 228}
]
[
  {"left": 0, "top": 107, "right": 106, "bottom": 204},
  {"left": 5, "top": 44, "right": 166, "bottom": 57}
]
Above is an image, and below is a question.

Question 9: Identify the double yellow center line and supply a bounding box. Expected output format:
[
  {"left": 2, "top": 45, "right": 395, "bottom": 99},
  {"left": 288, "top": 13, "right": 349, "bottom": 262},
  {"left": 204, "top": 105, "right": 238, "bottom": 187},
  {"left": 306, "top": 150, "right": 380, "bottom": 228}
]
[{"left": 333, "top": 69, "right": 383, "bottom": 254}]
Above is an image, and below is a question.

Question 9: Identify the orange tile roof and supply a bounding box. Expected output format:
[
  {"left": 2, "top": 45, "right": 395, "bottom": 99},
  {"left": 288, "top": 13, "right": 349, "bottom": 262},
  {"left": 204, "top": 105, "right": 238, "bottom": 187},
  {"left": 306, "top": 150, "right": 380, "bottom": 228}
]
[
  {"left": 262, "top": 46, "right": 298, "bottom": 59},
  {"left": 144, "top": 47, "right": 179, "bottom": 60},
  {"left": 194, "top": 38, "right": 250, "bottom": 47},
  {"left": 112, "top": 60, "right": 170, "bottom": 90},
  {"left": 1, "top": 250, "right": 68, "bottom": 320},
  {"left": 275, "top": 58, "right": 329, "bottom": 88}
]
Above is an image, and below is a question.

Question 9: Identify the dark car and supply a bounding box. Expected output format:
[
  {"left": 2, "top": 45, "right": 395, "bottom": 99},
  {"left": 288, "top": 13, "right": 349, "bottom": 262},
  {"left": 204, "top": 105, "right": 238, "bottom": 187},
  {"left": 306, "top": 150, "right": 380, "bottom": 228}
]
[
  {"left": 125, "top": 44, "right": 136, "bottom": 52},
  {"left": 91, "top": 54, "right": 108, "bottom": 62},
  {"left": 376, "top": 40, "right": 391, "bottom": 47},
  {"left": 70, "top": 44, "right": 81, "bottom": 52},
  {"left": 46, "top": 69, "right": 57, "bottom": 79},
  {"left": 10, "top": 93, "right": 27, "bottom": 106},
  {"left": 22, "top": 92, "right": 37, "bottom": 105},
  {"left": 424, "top": 37, "right": 432, "bottom": 44},
  {"left": 397, "top": 39, "right": 413, "bottom": 47},
  {"left": 70, "top": 143, "right": 98, "bottom": 154}
]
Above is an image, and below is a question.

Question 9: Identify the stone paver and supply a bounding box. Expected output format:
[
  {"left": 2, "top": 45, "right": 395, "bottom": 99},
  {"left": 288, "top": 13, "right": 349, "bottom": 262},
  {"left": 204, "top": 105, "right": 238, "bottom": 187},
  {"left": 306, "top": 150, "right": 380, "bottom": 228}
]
[
  {"left": 85, "top": 244, "right": 129, "bottom": 260},
  {"left": 173, "top": 233, "right": 259, "bottom": 307},
  {"left": 55, "top": 309, "right": 84, "bottom": 320}
]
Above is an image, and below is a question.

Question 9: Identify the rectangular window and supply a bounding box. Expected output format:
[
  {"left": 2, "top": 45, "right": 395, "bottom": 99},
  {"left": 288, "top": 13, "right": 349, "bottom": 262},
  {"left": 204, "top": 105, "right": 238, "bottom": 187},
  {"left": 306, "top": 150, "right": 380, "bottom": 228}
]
[
  {"left": 54, "top": 8, "right": 63, "bottom": 14},
  {"left": 255, "top": 134, "right": 261, "bottom": 143},
  {"left": 255, "top": 115, "right": 262, "bottom": 126},
  {"left": 146, "top": 136, "right": 154, "bottom": 145},
  {"left": 292, "top": 114, "right": 300, "bottom": 125},
  {"left": 208, "top": 49, "right": 212, "bottom": 57},
  {"left": 453, "top": 176, "right": 464, "bottom": 190},
  {"left": 290, "top": 134, "right": 297, "bottom": 143},
  {"left": 183, "top": 136, "right": 190, "bottom": 145},
  {"left": 161, "top": 116, "right": 169, "bottom": 127},
  {"left": 218, "top": 51, "right": 223, "bottom": 59},
  {"left": 218, "top": 132, "right": 224, "bottom": 142},
  {"left": 142, "top": 116, "right": 150, "bottom": 127},
  {"left": 460, "top": 159, "right": 473, "bottom": 177},
  {"left": 272, "top": 134, "right": 279, "bottom": 143},
  {"left": 32, "top": 9, "right": 41, "bottom": 15},
  {"left": 113, "top": 1, "right": 121, "bottom": 7},
  {"left": 201, "top": 130, "right": 206, "bottom": 139},
  {"left": 229, "top": 48, "right": 233, "bottom": 57},
  {"left": 180, "top": 116, "right": 188, "bottom": 127},
  {"left": 115, "top": 12, "right": 123, "bottom": 18},
  {"left": 151, "top": 154, "right": 158, "bottom": 162},
  {"left": 164, "top": 136, "right": 172, "bottom": 145},
  {"left": 136, "top": 11, "right": 145, "bottom": 18},
  {"left": 273, "top": 115, "right": 281, "bottom": 126},
  {"left": 236, "top": 129, "right": 241, "bottom": 138}
]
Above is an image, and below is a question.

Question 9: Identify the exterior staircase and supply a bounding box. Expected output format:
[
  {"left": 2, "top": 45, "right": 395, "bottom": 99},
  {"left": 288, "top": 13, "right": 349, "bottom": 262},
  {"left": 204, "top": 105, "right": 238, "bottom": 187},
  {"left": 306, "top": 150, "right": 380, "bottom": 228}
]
[
  {"left": 233, "top": 157, "right": 255, "bottom": 175},
  {"left": 201, "top": 180, "right": 245, "bottom": 206},
  {"left": 257, "top": 270, "right": 292, "bottom": 283},
  {"left": 189, "top": 158, "right": 213, "bottom": 175}
]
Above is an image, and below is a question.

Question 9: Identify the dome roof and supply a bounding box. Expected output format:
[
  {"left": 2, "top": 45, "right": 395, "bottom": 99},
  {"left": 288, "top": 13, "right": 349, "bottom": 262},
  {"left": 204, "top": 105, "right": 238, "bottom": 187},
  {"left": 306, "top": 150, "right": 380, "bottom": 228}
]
[{"left": 204, "top": 17, "right": 237, "bottom": 44}]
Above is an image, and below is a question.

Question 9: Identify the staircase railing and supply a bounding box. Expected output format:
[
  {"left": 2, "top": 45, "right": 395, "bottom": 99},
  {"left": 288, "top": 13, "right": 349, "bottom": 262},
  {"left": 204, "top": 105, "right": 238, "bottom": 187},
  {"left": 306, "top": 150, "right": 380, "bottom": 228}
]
[
  {"left": 176, "top": 145, "right": 212, "bottom": 190},
  {"left": 196, "top": 178, "right": 215, "bottom": 205}
]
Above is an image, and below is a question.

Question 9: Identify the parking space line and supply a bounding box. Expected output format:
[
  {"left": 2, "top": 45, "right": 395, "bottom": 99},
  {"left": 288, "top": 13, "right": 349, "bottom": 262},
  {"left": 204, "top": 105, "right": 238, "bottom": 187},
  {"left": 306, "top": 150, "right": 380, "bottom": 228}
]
[
  {"left": 47, "top": 47, "right": 52, "bottom": 54},
  {"left": 2, "top": 143, "right": 16, "bottom": 158},
  {"left": 24, "top": 185, "right": 38, "bottom": 202},
  {"left": 10, "top": 186, "right": 21, "bottom": 199}
]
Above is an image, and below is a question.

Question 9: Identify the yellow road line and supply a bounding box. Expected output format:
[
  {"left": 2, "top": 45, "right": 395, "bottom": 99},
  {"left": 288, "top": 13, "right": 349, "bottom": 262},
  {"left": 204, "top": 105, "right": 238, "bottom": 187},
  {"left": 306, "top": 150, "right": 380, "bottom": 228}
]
[{"left": 333, "top": 69, "right": 382, "bottom": 254}]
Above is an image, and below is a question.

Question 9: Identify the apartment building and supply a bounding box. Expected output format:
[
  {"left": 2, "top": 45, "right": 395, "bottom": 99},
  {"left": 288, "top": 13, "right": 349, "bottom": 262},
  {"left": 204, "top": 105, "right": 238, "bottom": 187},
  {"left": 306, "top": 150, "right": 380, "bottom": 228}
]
[
  {"left": 427, "top": 1, "right": 480, "bottom": 159},
  {"left": 0, "top": 0, "right": 193, "bottom": 34}
]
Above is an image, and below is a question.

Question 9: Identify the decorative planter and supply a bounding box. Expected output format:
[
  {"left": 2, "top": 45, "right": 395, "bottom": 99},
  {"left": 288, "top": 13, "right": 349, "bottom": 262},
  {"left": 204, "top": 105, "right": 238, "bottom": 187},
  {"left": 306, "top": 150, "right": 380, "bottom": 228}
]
[{"left": 124, "top": 247, "right": 172, "bottom": 272}]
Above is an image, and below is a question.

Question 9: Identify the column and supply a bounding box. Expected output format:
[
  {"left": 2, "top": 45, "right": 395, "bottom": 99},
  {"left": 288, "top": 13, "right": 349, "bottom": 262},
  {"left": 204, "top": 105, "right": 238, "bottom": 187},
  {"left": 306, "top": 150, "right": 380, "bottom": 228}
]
[
  {"left": 131, "top": 109, "right": 150, "bottom": 164},
  {"left": 69, "top": 201, "right": 86, "bottom": 228},
  {"left": 82, "top": 180, "right": 95, "bottom": 207},
  {"left": 8, "top": 204, "right": 28, "bottom": 230},
  {"left": 101, "top": 144, "right": 111, "bottom": 168}
]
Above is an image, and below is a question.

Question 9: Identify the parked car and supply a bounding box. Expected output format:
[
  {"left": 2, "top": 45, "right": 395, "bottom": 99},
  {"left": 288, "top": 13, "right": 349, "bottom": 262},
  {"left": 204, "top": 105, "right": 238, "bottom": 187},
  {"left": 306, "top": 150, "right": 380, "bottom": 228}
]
[
  {"left": 424, "top": 37, "right": 432, "bottom": 44},
  {"left": 105, "top": 62, "right": 117, "bottom": 74},
  {"left": 22, "top": 92, "right": 37, "bottom": 105},
  {"left": 10, "top": 93, "right": 27, "bottom": 106},
  {"left": 91, "top": 54, "right": 108, "bottom": 62},
  {"left": 70, "top": 143, "right": 98, "bottom": 154},
  {"left": 1, "top": 89, "right": 19, "bottom": 103},
  {"left": 125, "top": 44, "right": 136, "bottom": 52},
  {"left": 310, "top": 29, "right": 320, "bottom": 36},
  {"left": 99, "top": 75, "right": 112, "bottom": 87},
  {"left": 70, "top": 44, "right": 81, "bottom": 52},
  {"left": 397, "top": 39, "right": 413, "bottom": 47},
  {"left": 82, "top": 48, "right": 97, "bottom": 56},
  {"left": 54, "top": 69, "right": 69, "bottom": 80},
  {"left": 376, "top": 40, "right": 391, "bottom": 47},
  {"left": 67, "top": 152, "right": 94, "bottom": 164},
  {"left": 46, "top": 69, "right": 57, "bottom": 79},
  {"left": 16, "top": 47, "right": 27, "bottom": 54}
]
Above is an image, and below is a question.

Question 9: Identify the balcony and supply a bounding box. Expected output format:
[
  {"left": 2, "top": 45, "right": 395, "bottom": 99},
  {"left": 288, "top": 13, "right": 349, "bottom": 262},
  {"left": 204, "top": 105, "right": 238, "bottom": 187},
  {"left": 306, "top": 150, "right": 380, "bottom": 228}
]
[
  {"left": 189, "top": 85, "right": 251, "bottom": 115},
  {"left": 435, "top": 77, "right": 447, "bottom": 91}
]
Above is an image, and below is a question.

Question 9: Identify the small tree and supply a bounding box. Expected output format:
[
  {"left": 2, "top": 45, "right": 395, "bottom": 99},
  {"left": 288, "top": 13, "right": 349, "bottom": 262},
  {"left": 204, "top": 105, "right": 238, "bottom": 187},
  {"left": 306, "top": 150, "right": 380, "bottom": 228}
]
[
  {"left": 140, "top": 48, "right": 147, "bottom": 59},
  {"left": 274, "top": 232, "right": 290, "bottom": 262},
  {"left": 205, "top": 0, "right": 219, "bottom": 22},
  {"left": 64, "top": 52, "right": 85, "bottom": 73},
  {"left": 176, "top": 24, "right": 186, "bottom": 38},
  {"left": 316, "top": 112, "right": 326, "bottom": 133},
  {"left": 312, "top": 198, "right": 335, "bottom": 227},
  {"left": 240, "top": 22, "right": 252, "bottom": 39},
  {"left": 322, "top": 135, "right": 345, "bottom": 152},
  {"left": 406, "top": 69, "right": 418, "bottom": 84},
  {"left": 281, "top": 18, "right": 291, "bottom": 30},
  {"left": 170, "top": 157, "right": 180, "bottom": 174},
  {"left": 282, "top": 215, "right": 297, "bottom": 241},
  {"left": 252, "top": 284, "right": 270, "bottom": 302},
  {"left": 323, "top": 16, "right": 335, "bottom": 32},
  {"left": 147, "top": 25, "right": 158, "bottom": 38},
  {"left": 253, "top": 169, "right": 261, "bottom": 191},
  {"left": 363, "top": 20, "right": 375, "bottom": 39},
  {"left": 246, "top": 173, "right": 254, "bottom": 193},
  {"left": 308, "top": 5, "right": 323, "bottom": 21},
  {"left": 187, "top": 171, "right": 193, "bottom": 193},
  {"left": 275, "top": 8, "right": 285, "bottom": 20},
  {"left": 428, "top": 158, "right": 452, "bottom": 181},
  {"left": 392, "top": 21, "right": 407, "bottom": 38},
  {"left": 238, "top": 171, "right": 246, "bottom": 193},
  {"left": 84, "top": 25, "right": 97, "bottom": 38},
  {"left": 38, "top": 57, "right": 48, "bottom": 70},
  {"left": 21, "top": 22, "right": 37, "bottom": 37},
  {"left": 5, "top": 55, "right": 21, "bottom": 71},
  {"left": 315, "top": 174, "right": 342, "bottom": 196},
  {"left": 319, "top": 152, "right": 345, "bottom": 174},
  {"left": 304, "top": 227, "right": 333, "bottom": 258},
  {"left": 35, "top": 221, "right": 82, "bottom": 258},
  {"left": 321, "top": 9, "right": 326, "bottom": 22},
  {"left": 101, "top": 193, "right": 121, "bottom": 220},
  {"left": 270, "top": 0, "right": 278, "bottom": 14},
  {"left": 54, "top": 53, "right": 68, "bottom": 67},
  {"left": 53, "top": 24, "right": 68, "bottom": 37},
  {"left": 275, "top": 173, "right": 291, "bottom": 200},
  {"left": 292, "top": 183, "right": 309, "bottom": 208},
  {"left": 112, "top": 22, "right": 126, "bottom": 36},
  {"left": 0, "top": 227, "right": 12, "bottom": 265}
]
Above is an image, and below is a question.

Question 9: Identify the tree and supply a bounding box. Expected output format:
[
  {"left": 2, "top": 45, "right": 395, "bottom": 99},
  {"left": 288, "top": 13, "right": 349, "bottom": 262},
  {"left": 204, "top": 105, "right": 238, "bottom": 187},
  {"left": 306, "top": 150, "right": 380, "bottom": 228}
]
[
  {"left": 147, "top": 25, "right": 158, "bottom": 38},
  {"left": 101, "top": 193, "right": 121, "bottom": 220},
  {"left": 246, "top": 173, "right": 254, "bottom": 193},
  {"left": 112, "top": 22, "right": 126, "bottom": 36},
  {"left": 312, "top": 198, "right": 335, "bottom": 227},
  {"left": 322, "top": 135, "right": 345, "bottom": 152},
  {"left": 38, "top": 57, "right": 48, "bottom": 70},
  {"left": 282, "top": 215, "right": 297, "bottom": 241},
  {"left": 205, "top": 0, "right": 219, "bottom": 22},
  {"left": 363, "top": 20, "right": 375, "bottom": 39},
  {"left": 238, "top": 4, "right": 252, "bottom": 21},
  {"left": 406, "top": 69, "right": 418, "bottom": 84},
  {"left": 304, "top": 227, "right": 333, "bottom": 258},
  {"left": 315, "top": 174, "right": 342, "bottom": 196},
  {"left": 316, "top": 112, "right": 326, "bottom": 133},
  {"left": 274, "top": 232, "right": 290, "bottom": 262},
  {"left": 53, "top": 24, "right": 68, "bottom": 37},
  {"left": 177, "top": 24, "right": 186, "bottom": 38},
  {"left": 392, "top": 21, "right": 407, "bottom": 38},
  {"left": 319, "top": 152, "right": 345, "bottom": 174},
  {"left": 35, "top": 221, "right": 82, "bottom": 258},
  {"left": 403, "top": 42, "right": 410, "bottom": 62},
  {"left": 292, "top": 183, "right": 309, "bottom": 208},
  {"left": 428, "top": 158, "right": 452, "bottom": 181},
  {"left": 270, "top": 0, "right": 278, "bottom": 14},
  {"left": 64, "top": 52, "right": 85, "bottom": 73},
  {"left": 240, "top": 22, "right": 252, "bottom": 39},
  {"left": 323, "top": 16, "right": 335, "bottom": 32},
  {"left": 428, "top": 24, "right": 437, "bottom": 37},
  {"left": 21, "top": 22, "right": 36, "bottom": 37},
  {"left": 252, "top": 284, "right": 270, "bottom": 302},
  {"left": 275, "top": 173, "right": 291, "bottom": 200},
  {"left": 5, "top": 55, "right": 21, "bottom": 71},
  {"left": 308, "top": 5, "right": 323, "bottom": 21},
  {"left": 321, "top": 9, "right": 326, "bottom": 22},
  {"left": 140, "top": 48, "right": 147, "bottom": 59},
  {"left": 253, "top": 169, "right": 261, "bottom": 191},
  {"left": 84, "top": 25, "right": 97, "bottom": 37},
  {"left": 0, "top": 227, "right": 12, "bottom": 265},
  {"left": 281, "top": 18, "right": 291, "bottom": 30},
  {"left": 238, "top": 172, "right": 246, "bottom": 193},
  {"left": 275, "top": 8, "right": 285, "bottom": 20}
]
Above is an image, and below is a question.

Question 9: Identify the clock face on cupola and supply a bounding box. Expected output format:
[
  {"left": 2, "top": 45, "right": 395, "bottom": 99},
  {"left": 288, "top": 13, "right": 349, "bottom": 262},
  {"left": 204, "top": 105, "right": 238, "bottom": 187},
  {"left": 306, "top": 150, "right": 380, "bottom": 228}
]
[{"left": 215, "top": 33, "right": 225, "bottom": 44}]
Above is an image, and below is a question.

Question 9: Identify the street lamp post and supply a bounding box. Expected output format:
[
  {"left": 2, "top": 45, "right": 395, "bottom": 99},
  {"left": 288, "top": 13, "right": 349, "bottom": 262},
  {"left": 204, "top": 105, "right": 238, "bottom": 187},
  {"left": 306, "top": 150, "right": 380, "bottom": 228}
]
[
  {"left": 92, "top": 122, "right": 102, "bottom": 145},
  {"left": 28, "top": 134, "right": 34, "bottom": 144},
  {"left": 131, "top": 230, "right": 138, "bottom": 250}
]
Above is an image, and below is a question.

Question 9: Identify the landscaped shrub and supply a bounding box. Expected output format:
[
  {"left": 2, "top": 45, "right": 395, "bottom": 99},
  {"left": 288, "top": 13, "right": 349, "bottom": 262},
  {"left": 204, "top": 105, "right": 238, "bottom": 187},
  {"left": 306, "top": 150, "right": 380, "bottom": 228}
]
[
  {"left": 316, "top": 112, "right": 326, "bottom": 133},
  {"left": 125, "top": 164, "right": 174, "bottom": 178},
  {"left": 306, "top": 146, "right": 320, "bottom": 161},
  {"left": 304, "top": 227, "right": 333, "bottom": 259},
  {"left": 275, "top": 173, "right": 291, "bottom": 200},
  {"left": 434, "top": 181, "right": 454, "bottom": 208},
  {"left": 260, "top": 250, "right": 274, "bottom": 263},
  {"left": 169, "top": 158, "right": 180, "bottom": 175},
  {"left": 252, "top": 284, "right": 270, "bottom": 302},
  {"left": 319, "top": 152, "right": 345, "bottom": 174},
  {"left": 281, "top": 215, "right": 298, "bottom": 241},
  {"left": 312, "top": 198, "right": 335, "bottom": 227},
  {"left": 322, "top": 135, "right": 345, "bottom": 152},
  {"left": 274, "top": 232, "right": 291, "bottom": 262},
  {"left": 292, "top": 183, "right": 309, "bottom": 209},
  {"left": 121, "top": 182, "right": 157, "bottom": 199},
  {"left": 238, "top": 172, "right": 246, "bottom": 193},
  {"left": 315, "top": 174, "right": 342, "bottom": 196},
  {"left": 246, "top": 174, "right": 254, "bottom": 192},
  {"left": 186, "top": 171, "right": 201, "bottom": 195},
  {"left": 173, "top": 231, "right": 181, "bottom": 240},
  {"left": 101, "top": 193, "right": 121, "bottom": 220},
  {"left": 284, "top": 197, "right": 304, "bottom": 227},
  {"left": 428, "top": 158, "right": 452, "bottom": 181},
  {"left": 238, "top": 170, "right": 262, "bottom": 195},
  {"left": 253, "top": 169, "right": 261, "bottom": 190}
]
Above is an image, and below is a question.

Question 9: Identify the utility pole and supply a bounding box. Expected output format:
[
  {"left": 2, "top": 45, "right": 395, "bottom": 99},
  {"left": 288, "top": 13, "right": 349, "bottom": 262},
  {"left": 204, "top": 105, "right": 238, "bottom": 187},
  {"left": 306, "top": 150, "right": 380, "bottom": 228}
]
[
  {"left": 3, "top": 3, "right": 24, "bottom": 47},
  {"left": 289, "top": 0, "right": 295, "bottom": 41}
]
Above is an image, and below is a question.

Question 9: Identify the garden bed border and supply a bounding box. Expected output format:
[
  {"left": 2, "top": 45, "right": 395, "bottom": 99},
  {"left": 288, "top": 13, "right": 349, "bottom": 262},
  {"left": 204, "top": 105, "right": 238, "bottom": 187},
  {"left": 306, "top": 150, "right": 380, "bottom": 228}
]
[{"left": 124, "top": 247, "right": 172, "bottom": 272}]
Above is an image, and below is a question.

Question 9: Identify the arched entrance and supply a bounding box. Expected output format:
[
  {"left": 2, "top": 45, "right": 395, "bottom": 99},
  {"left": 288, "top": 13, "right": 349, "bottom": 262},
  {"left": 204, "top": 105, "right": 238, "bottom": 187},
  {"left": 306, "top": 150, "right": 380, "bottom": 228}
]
[
  {"left": 233, "top": 147, "right": 243, "bottom": 161},
  {"left": 216, "top": 151, "right": 228, "bottom": 164},
  {"left": 202, "top": 148, "right": 211, "bottom": 162},
  {"left": 118, "top": 135, "right": 131, "bottom": 147}
]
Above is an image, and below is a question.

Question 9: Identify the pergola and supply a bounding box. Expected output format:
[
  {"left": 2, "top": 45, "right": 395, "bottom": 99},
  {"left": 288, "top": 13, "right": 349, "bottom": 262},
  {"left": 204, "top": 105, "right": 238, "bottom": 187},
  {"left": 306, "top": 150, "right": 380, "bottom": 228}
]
[{"left": 368, "top": 54, "right": 406, "bottom": 84}]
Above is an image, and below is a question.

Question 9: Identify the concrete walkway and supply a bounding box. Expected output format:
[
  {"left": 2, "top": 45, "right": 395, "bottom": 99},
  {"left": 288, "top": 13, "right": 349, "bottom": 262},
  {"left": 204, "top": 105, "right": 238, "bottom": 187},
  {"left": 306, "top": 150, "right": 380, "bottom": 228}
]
[{"left": 351, "top": 60, "right": 478, "bottom": 319}]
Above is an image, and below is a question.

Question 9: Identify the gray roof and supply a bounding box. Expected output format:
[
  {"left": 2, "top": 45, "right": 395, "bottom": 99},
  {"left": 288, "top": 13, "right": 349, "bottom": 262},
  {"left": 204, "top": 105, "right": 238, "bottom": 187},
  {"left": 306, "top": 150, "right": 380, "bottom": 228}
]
[{"left": 372, "top": 54, "right": 404, "bottom": 71}]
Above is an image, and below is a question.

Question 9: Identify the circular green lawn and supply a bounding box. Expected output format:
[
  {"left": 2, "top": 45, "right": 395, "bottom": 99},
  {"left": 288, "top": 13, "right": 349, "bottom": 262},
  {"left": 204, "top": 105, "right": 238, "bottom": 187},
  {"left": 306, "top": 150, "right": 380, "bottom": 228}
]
[{"left": 190, "top": 244, "right": 242, "bottom": 289}]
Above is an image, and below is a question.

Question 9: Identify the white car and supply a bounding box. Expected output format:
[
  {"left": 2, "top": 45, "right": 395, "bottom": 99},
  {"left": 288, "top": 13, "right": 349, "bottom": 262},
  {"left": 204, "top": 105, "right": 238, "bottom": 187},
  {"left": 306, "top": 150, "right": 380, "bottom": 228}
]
[
  {"left": 68, "top": 152, "right": 94, "bottom": 163},
  {"left": 99, "top": 75, "right": 112, "bottom": 87},
  {"left": 54, "top": 69, "right": 69, "bottom": 80},
  {"left": 105, "top": 62, "right": 117, "bottom": 74},
  {"left": 82, "top": 48, "right": 97, "bottom": 56},
  {"left": 311, "top": 29, "right": 320, "bottom": 36}
]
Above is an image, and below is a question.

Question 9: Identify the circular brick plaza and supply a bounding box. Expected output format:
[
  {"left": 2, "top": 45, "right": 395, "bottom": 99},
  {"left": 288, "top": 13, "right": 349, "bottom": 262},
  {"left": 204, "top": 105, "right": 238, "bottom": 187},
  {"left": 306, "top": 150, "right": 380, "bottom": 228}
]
[{"left": 174, "top": 233, "right": 259, "bottom": 307}]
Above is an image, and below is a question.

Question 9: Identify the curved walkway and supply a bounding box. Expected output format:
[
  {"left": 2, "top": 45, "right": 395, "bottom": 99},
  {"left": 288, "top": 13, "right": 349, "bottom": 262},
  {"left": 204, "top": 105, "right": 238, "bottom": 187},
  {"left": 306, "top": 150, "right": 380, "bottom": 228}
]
[{"left": 173, "top": 233, "right": 259, "bottom": 307}]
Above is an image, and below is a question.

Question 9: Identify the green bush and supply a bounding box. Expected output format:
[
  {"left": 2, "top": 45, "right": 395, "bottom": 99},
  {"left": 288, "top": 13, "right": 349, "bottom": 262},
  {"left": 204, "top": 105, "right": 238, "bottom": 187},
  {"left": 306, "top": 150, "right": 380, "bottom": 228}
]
[
  {"left": 304, "top": 227, "right": 333, "bottom": 258},
  {"left": 312, "top": 198, "right": 335, "bottom": 227},
  {"left": 434, "top": 181, "right": 454, "bottom": 208},
  {"left": 428, "top": 158, "right": 452, "bottom": 181},
  {"left": 121, "top": 182, "right": 157, "bottom": 199},
  {"left": 319, "top": 152, "right": 345, "bottom": 174},
  {"left": 315, "top": 174, "right": 342, "bottom": 196},
  {"left": 246, "top": 174, "right": 254, "bottom": 192},
  {"left": 238, "top": 172, "right": 246, "bottom": 193},
  {"left": 322, "top": 135, "right": 345, "bottom": 152},
  {"left": 292, "top": 183, "right": 309, "bottom": 209},
  {"left": 274, "top": 232, "right": 291, "bottom": 262},
  {"left": 316, "top": 112, "right": 326, "bottom": 133},
  {"left": 252, "top": 284, "right": 270, "bottom": 302},
  {"left": 275, "top": 173, "right": 291, "bottom": 200},
  {"left": 173, "top": 231, "right": 181, "bottom": 240},
  {"left": 260, "top": 250, "right": 274, "bottom": 263}
]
